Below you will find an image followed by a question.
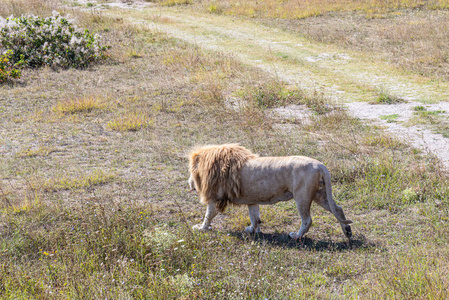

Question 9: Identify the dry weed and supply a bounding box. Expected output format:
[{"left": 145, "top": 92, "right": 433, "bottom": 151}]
[
  {"left": 53, "top": 96, "right": 106, "bottom": 115},
  {"left": 107, "top": 112, "right": 152, "bottom": 131},
  {"left": 0, "top": 0, "right": 60, "bottom": 17},
  {"left": 199, "top": 0, "right": 449, "bottom": 19}
]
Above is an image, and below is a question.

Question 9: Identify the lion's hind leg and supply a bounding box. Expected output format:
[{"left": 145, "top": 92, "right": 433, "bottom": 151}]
[
  {"left": 290, "top": 192, "right": 313, "bottom": 240},
  {"left": 289, "top": 206, "right": 312, "bottom": 240},
  {"left": 245, "top": 204, "right": 261, "bottom": 234},
  {"left": 314, "top": 191, "right": 352, "bottom": 239},
  {"left": 193, "top": 201, "right": 218, "bottom": 231}
]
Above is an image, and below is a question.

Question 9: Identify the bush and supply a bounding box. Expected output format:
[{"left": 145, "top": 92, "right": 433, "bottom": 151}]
[
  {"left": 0, "top": 50, "right": 22, "bottom": 83},
  {"left": 0, "top": 11, "right": 108, "bottom": 69}
]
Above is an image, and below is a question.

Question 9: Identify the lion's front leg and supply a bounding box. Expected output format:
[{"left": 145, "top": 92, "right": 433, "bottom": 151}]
[
  {"left": 193, "top": 202, "right": 218, "bottom": 231},
  {"left": 245, "top": 204, "right": 261, "bottom": 234}
]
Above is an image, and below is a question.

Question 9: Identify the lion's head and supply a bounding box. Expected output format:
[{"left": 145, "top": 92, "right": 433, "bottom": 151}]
[{"left": 188, "top": 144, "right": 257, "bottom": 212}]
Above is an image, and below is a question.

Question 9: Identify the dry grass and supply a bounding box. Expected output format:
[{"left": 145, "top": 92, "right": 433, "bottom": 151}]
[
  {"left": 199, "top": 0, "right": 449, "bottom": 19},
  {"left": 38, "top": 170, "right": 116, "bottom": 192},
  {"left": 406, "top": 107, "right": 449, "bottom": 137},
  {"left": 1, "top": 1, "right": 449, "bottom": 299},
  {"left": 372, "top": 89, "right": 407, "bottom": 104},
  {"left": 160, "top": 0, "right": 193, "bottom": 6},
  {"left": 189, "top": 0, "right": 449, "bottom": 81},
  {"left": 0, "top": 0, "right": 60, "bottom": 17},
  {"left": 263, "top": 10, "right": 449, "bottom": 80},
  {"left": 53, "top": 96, "right": 106, "bottom": 115},
  {"left": 107, "top": 112, "right": 152, "bottom": 131},
  {"left": 15, "top": 146, "right": 55, "bottom": 158}
]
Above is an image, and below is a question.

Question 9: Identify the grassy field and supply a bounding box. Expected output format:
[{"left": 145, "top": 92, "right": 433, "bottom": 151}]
[
  {"left": 193, "top": 0, "right": 449, "bottom": 81},
  {"left": 196, "top": 0, "right": 449, "bottom": 19},
  {"left": 1, "top": 0, "right": 449, "bottom": 299}
]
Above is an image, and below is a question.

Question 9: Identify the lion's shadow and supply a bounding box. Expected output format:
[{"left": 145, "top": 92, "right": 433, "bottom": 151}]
[{"left": 229, "top": 232, "right": 380, "bottom": 252}]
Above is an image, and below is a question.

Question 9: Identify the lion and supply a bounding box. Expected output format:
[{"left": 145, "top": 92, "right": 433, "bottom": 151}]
[{"left": 188, "top": 144, "right": 353, "bottom": 240}]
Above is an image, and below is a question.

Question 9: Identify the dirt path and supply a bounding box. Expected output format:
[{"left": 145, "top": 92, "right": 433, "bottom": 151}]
[
  {"left": 120, "top": 7, "right": 449, "bottom": 101},
  {"left": 82, "top": 1, "right": 449, "bottom": 168}
]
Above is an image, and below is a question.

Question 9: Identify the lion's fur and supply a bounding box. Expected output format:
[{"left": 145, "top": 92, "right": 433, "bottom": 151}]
[
  {"left": 189, "top": 144, "right": 353, "bottom": 239},
  {"left": 188, "top": 144, "right": 257, "bottom": 212}
]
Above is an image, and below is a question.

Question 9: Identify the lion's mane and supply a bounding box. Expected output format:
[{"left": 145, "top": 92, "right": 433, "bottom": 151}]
[{"left": 188, "top": 144, "right": 257, "bottom": 212}]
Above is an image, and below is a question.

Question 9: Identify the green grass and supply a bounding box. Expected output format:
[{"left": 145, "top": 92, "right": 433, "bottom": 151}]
[
  {"left": 380, "top": 114, "right": 399, "bottom": 123},
  {"left": 413, "top": 105, "right": 426, "bottom": 111},
  {"left": 373, "top": 89, "right": 406, "bottom": 104},
  {"left": 407, "top": 107, "right": 449, "bottom": 138},
  {"left": 1, "top": 1, "right": 449, "bottom": 299}
]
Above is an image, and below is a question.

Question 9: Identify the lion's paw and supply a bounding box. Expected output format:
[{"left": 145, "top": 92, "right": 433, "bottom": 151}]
[
  {"left": 245, "top": 226, "right": 261, "bottom": 234},
  {"left": 289, "top": 232, "right": 301, "bottom": 240},
  {"left": 192, "top": 224, "right": 207, "bottom": 231},
  {"left": 245, "top": 226, "right": 255, "bottom": 234}
]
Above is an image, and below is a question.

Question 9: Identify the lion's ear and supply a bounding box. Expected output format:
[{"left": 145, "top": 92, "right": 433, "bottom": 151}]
[{"left": 190, "top": 153, "right": 200, "bottom": 171}]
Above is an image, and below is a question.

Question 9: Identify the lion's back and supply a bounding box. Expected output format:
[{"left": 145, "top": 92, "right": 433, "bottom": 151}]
[{"left": 239, "top": 156, "right": 323, "bottom": 200}]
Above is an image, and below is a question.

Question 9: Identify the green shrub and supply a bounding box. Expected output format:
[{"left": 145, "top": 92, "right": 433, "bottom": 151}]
[
  {"left": 0, "top": 11, "right": 108, "bottom": 69},
  {"left": 0, "top": 50, "right": 22, "bottom": 83}
]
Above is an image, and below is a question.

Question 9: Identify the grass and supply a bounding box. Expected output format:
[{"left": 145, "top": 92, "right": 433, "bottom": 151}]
[
  {"left": 1, "top": 0, "right": 449, "bottom": 299},
  {"left": 200, "top": 0, "right": 448, "bottom": 81},
  {"left": 413, "top": 105, "right": 426, "bottom": 111},
  {"left": 373, "top": 89, "right": 406, "bottom": 104},
  {"left": 131, "top": 4, "right": 449, "bottom": 104},
  {"left": 407, "top": 107, "right": 449, "bottom": 138},
  {"left": 107, "top": 112, "right": 152, "bottom": 131},
  {"left": 53, "top": 96, "right": 106, "bottom": 115},
  {"left": 0, "top": 0, "right": 59, "bottom": 17},
  {"left": 235, "top": 80, "right": 294, "bottom": 109},
  {"left": 16, "top": 146, "right": 55, "bottom": 158},
  {"left": 235, "top": 81, "right": 333, "bottom": 115},
  {"left": 199, "top": 0, "right": 449, "bottom": 19},
  {"left": 160, "top": 0, "right": 193, "bottom": 6},
  {"left": 380, "top": 114, "right": 399, "bottom": 123},
  {"left": 265, "top": 9, "right": 449, "bottom": 81},
  {"left": 38, "top": 170, "right": 116, "bottom": 192}
]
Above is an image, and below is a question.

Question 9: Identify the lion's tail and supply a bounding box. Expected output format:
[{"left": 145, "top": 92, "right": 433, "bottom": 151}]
[{"left": 321, "top": 165, "right": 353, "bottom": 225}]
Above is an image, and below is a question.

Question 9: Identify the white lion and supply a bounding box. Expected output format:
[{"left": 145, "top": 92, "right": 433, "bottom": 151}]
[{"left": 188, "top": 144, "right": 353, "bottom": 240}]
